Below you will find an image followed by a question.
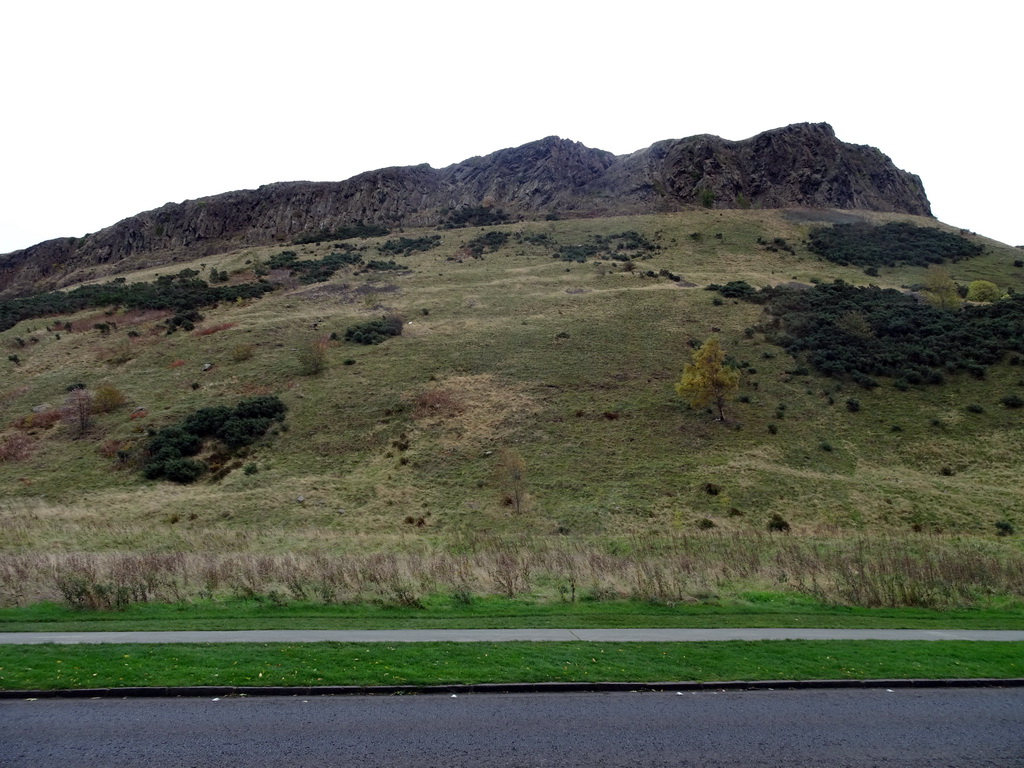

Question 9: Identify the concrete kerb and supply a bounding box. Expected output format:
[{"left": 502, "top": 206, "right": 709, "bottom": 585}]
[{"left": 3, "top": 678, "right": 1023, "bottom": 700}]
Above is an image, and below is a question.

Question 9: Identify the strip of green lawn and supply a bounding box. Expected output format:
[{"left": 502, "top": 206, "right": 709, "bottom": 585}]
[
  {"left": 1, "top": 641, "right": 1021, "bottom": 691},
  {"left": 3, "top": 595, "right": 1024, "bottom": 632}
]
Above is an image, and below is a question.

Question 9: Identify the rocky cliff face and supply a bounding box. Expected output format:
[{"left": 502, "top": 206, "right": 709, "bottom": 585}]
[{"left": 0, "top": 123, "right": 930, "bottom": 296}]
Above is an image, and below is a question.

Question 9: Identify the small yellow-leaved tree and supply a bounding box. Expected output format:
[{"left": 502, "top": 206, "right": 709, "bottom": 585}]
[
  {"left": 923, "top": 266, "right": 961, "bottom": 310},
  {"left": 675, "top": 337, "right": 740, "bottom": 421}
]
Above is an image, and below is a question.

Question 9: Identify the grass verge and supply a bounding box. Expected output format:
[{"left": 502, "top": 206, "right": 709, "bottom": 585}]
[
  {"left": 1, "top": 641, "right": 1021, "bottom": 691},
  {"left": 2, "top": 595, "right": 1024, "bottom": 632}
]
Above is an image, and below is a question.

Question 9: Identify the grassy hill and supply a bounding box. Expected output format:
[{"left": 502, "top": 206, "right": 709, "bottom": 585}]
[{"left": 2, "top": 209, "right": 1023, "bottom": 610}]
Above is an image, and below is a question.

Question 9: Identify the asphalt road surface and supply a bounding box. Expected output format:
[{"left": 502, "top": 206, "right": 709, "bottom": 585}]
[{"left": 3, "top": 688, "right": 1022, "bottom": 767}]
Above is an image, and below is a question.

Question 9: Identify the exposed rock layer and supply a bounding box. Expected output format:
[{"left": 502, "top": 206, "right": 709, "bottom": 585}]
[{"left": 0, "top": 123, "right": 930, "bottom": 296}]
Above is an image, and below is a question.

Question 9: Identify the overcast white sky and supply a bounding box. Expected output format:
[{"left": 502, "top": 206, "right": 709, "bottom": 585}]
[{"left": 1, "top": 1, "right": 1020, "bottom": 254}]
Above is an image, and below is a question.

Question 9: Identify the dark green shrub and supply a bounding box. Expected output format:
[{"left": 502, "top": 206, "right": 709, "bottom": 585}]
[
  {"left": 267, "top": 251, "right": 299, "bottom": 269},
  {"left": 362, "top": 259, "right": 406, "bottom": 272},
  {"left": 807, "top": 222, "right": 983, "bottom": 268},
  {"left": 379, "top": 235, "right": 441, "bottom": 256},
  {"left": 233, "top": 396, "right": 287, "bottom": 421},
  {"left": 344, "top": 314, "right": 404, "bottom": 345},
  {"left": 464, "top": 231, "right": 509, "bottom": 256},
  {"left": 696, "top": 518, "right": 716, "bottom": 530},
  {"left": 707, "top": 280, "right": 756, "bottom": 299},
  {"left": 161, "top": 458, "right": 206, "bottom": 484},
  {"left": 141, "top": 396, "right": 285, "bottom": 482},
  {"left": 218, "top": 417, "right": 272, "bottom": 450},
  {"left": 767, "top": 513, "right": 791, "bottom": 533},
  {"left": 1002, "top": 395, "right": 1024, "bottom": 409},
  {"left": 442, "top": 205, "right": 510, "bottom": 229},
  {"left": 292, "top": 222, "right": 389, "bottom": 244},
  {"left": 167, "top": 310, "right": 204, "bottom": 334},
  {"left": 149, "top": 427, "right": 203, "bottom": 459},
  {"left": 757, "top": 237, "right": 795, "bottom": 255},
  {"left": 996, "top": 520, "right": 1016, "bottom": 536},
  {"left": 181, "top": 406, "right": 234, "bottom": 438},
  {"left": 739, "top": 281, "right": 1024, "bottom": 387},
  {"left": 0, "top": 269, "right": 269, "bottom": 332}
]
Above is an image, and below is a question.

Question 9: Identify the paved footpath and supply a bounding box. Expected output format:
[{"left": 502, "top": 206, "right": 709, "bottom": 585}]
[{"left": 3, "top": 628, "right": 1024, "bottom": 644}]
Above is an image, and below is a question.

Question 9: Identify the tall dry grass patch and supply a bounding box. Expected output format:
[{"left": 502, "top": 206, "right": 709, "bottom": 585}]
[
  {"left": 407, "top": 374, "right": 540, "bottom": 448},
  {"left": 2, "top": 534, "right": 1022, "bottom": 610}
]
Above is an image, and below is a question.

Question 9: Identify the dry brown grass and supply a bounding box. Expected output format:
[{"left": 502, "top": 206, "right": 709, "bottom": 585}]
[
  {"left": 1, "top": 530, "right": 1021, "bottom": 610},
  {"left": 407, "top": 374, "right": 540, "bottom": 449},
  {"left": 0, "top": 432, "right": 34, "bottom": 462},
  {"left": 411, "top": 387, "right": 464, "bottom": 419},
  {"left": 11, "top": 408, "right": 61, "bottom": 431},
  {"left": 0, "top": 386, "right": 30, "bottom": 409},
  {"left": 194, "top": 322, "right": 238, "bottom": 337}
]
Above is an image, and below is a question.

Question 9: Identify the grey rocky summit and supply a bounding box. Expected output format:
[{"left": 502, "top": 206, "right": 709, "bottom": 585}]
[{"left": 0, "top": 123, "right": 929, "bottom": 297}]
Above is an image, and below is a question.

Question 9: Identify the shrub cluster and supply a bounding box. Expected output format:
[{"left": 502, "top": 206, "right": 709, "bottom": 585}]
[
  {"left": 362, "top": 260, "right": 405, "bottom": 272},
  {"left": 465, "top": 231, "right": 510, "bottom": 257},
  {"left": 807, "top": 222, "right": 984, "bottom": 268},
  {"left": 344, "top": 314, "right": 404, "bottom": 345},
  {"left": 266, "top": 248, "right": 408, "bottom": 284},
  {"left": 549, "top": 231, "right": 660, "bottom": 263},
  {"left": 166, "top": 309, "right": 203, "bottom": 334},
  {"left": 757, "top": 237, "right": 796, "bottom": 255},
  {"left": 142, "top": 396, "right": 286, "bottom": 483},
  {"left": 292, "top": 222, "right": 390, "bottom": 244},
  {"left": 751, "top": 281, "right": 1024, "bottom": 386},
  {"left": 706, "top": 280, "right": 757, "bottom": 299},
  {"left": 442, "top": 205, "right": 510, "bottom": 229},
  {"left": 0, "top": 270, "right": 275, "bottom": 332},
  {"left": 378, "top": 236, "right": 441, "bottom": 256}
]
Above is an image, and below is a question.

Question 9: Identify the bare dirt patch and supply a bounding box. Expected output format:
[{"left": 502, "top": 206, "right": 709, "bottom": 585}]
[{"left": 407, "top": 374, "right": 540, "bottom": 449}]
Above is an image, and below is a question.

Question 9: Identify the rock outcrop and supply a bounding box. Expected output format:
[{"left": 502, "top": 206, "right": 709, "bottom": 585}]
[{"left": 0, "top": 123, "right": 930, "bottom": 296}]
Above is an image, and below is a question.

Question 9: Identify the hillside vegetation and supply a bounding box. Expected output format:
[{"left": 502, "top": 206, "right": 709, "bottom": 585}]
[{"left": 2, "top": 208, "right": 1023, "bottom": 610}]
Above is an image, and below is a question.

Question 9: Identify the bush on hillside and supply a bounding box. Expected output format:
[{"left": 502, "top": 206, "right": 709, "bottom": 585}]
[
  {"left": 442, "top": 205, "right": 510, "bottom": 229},
  {"left": 966, "top": 280, "right": 1001, "bottom": 303},
  {"left": 344, "top": 314, "right": 404, "bottom": 345},
  {"left": 807, "top": 222, "right": 983, "bottom": 268},
  {"left": 292, "top": 223, "right": 390, "bottom": 244},
  {"left": 707, "top": 280, "right": 757, "bottom": 300},
  {"left": 744, "top": 281, "right": 1024, "bottom": 386},
  {"left": 465, "top": 231, "right": 510, "bottom": 257},
  {"left": 269, "top": 248, "right": 365, "bottom": 284},
  {"left": 0, "top": 270, "right": 276, "bottom": 332},
  {"left": 379, "top": 236, "right": 441, "bottom": 256},
  {"left": 142, "top": 396, "right": 286, "bottom": 483}
]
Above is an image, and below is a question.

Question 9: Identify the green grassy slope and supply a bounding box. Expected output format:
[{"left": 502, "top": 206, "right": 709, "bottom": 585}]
[{"left": 2, "top": 209, "right": 1022, "bottom": 608}]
